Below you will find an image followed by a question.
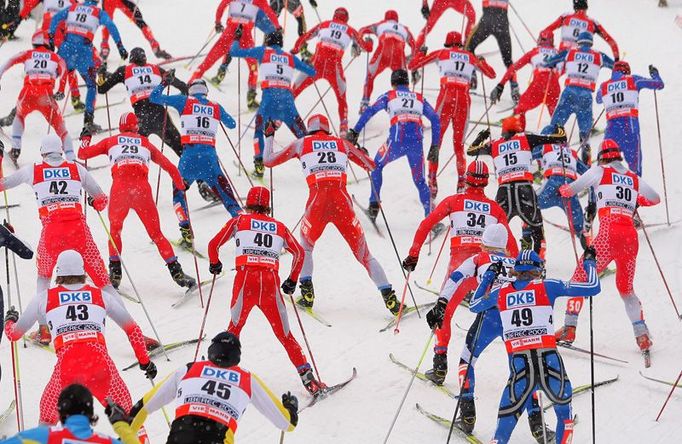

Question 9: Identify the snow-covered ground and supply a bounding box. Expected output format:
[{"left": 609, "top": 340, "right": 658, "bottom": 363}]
[{"left": 1, "top": 1, "right": 681, "bottom": 442}]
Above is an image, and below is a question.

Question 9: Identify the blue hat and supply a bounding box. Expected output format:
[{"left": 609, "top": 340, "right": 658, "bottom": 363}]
[
  {"left": 576, "top": 32, "right": 593, "bottom": 47},
  {"left": 515, "top": 250, "right": 544, "bottom": 272}
]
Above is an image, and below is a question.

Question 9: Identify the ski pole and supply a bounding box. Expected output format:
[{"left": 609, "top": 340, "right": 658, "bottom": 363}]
[
  {"left": 154, "top": 85, "right": 171, "bottom": 205},
  {"left": 311, "top": 5, "right": 322, "bottom": 24},
  {"left": 383, "top": 331, "right": 434, "bottom": 443},
  {"left": 95, "top": 210, "right": 172, "bottom": 362},
  {"left": 426, "top": 226, "right": 450, "bottom": 286},
  {"left": 392, "top": 272, "right": 412, "bottom": 334},
  {"left": 509, "top": 21, "right": 526, "bottom": 54},
  {"left": 637, "top": 211, "right": 682, "bottom": 320},
  {"left": 182, "top": 191, "right": 206, "bottom": 308},
  {"left": 287, "top": 293, "right": 323, "bottom": 383},
  {"left": 237, "top": 58, "right": 242, "bottom": 176},
  {"left": 589, "top": 296, "right": 596, "bottom": 444},
  {"left": 653, "top": 91, "right": 670, "bottom": 226},
  {"left": 269, "top": 168, "right": 274, "bottom": 216},
  {"left": 282, "top": 0, "right": 289, "bottom": 37},
  {"left": 193, "top": 274, "right": 217, "bottom": 362},
  {"left": 508, "top": 2, "right": 536, "bottom": 40},
  {"left": 302, "top": 57, "right": 358, "bottom": 121},
  {"left": 185, "top": 29, "right": 217, "bottom": 70},
  {"left": 655, "top": 369, "right": 682, "bottom": 421},
  {"left": 536, "top": 391, "right": 549, "bottom": 444},
  {"left": 237, "top": 113, "right": 258, "bottom": 151},
  {"left": 220, "top": 123, "right": 254, "bottom": 187},
  {"left": 560, "top": 149, "right": 580, "bottom": 264}
]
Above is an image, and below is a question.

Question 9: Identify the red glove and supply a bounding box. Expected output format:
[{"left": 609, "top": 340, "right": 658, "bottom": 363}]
[
  {"left": 559, "top": 184, "right": 573, "bottom": 198},
  {"left": 637, "top": 195, "right": 657, "bottom": 207},
  {"left": 90, "top": 195, "right": 108, "bottom": 211}
]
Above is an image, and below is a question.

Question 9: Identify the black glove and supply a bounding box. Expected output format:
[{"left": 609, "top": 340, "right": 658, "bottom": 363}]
[
  {"left": 140, "top": 361, "right": 157, "bottom": 379},
  {"left": 649, "top": 64, "right": 659, "bottom": 77},
  {"left": 48, "top": 34, "right": 55, "bottom": 50},
  {"left": 5, "top": 306, "right": 18, "bottom": 323},
  {"left": 487, "top": 261, "right": 504, "bottom": 276},
  {"left": 282, "top": 392, "right": 299, "bottom": 426},
  {"left": 234, "top": 25, "right": 243, "bottom": 41},
  {"left": 105, "top": 400, "right": 131, "bottom": 425},
  {"left": 427, "top": 145, "right": 439, "bottom": 163},
  {"left": 358, "top": 146, "right": 369, "bottom": 156},
  {"left": 117, "top": 43, "right": 128, "bottom": 60},
  {"left": 309, "top": 0, "right": 318, "bottom": 7},
  {"left": 346, "top": 128, "right": 359, "bottom": 145},
  {"left": 421, "top": 4, "right": 430, "bottom": 19},
  {"left": 53, "top": 91, "right": 65, "bottom": 101},
  {"left": 583, "top": 245, "right": 597, "bottom": 262},
  {"left": 215, "top": 22, "right": 225, "bottom": 33},
  {"left": 281, "top": 278, "right": 296, "bottom": 295},
  {"left": 472, "top": 128, "right": 490, "bottom": 147},
  {"left": 161, "top": 68, "right": 175, "bottom": 87},
  {"left": 585, "top": 200, "right": 596, "bottom": 224},
  {"left": 351, "top": 43, "right": 361, "bottom": 58},
  {"left": 402, "top": 255, "right": 418, "bottom": 272},
  {"left": 426, "top": 297, "right": 448, "bottom": 329},
  {"left": 209, "top": 261, "right": 223, "bottom": 275},
  {"left": 490, "top": 83, "right": 504, "bottom": 104}
]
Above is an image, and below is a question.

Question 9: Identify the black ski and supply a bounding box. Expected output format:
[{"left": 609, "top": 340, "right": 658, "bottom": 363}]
[
  {"left": 415, "top": 403, "right": 484, "bottom": 444},
  {"left": 380, "top": 303, "right": 434, "bottom": 332},
  {"left": 389, "top": 353, "right": 458, "bottom": 399},
  {"left": 557, "top": 341, "right": 629, "bottom": 364},
  {"left": 122, "top": 336, "right": 206, "bottom": 371},
  {"left": 302, "top": 368, "right": 357, "bottom": 410},
  {"left": 350, "top": 194, "right": 384, "bottom": 237}
]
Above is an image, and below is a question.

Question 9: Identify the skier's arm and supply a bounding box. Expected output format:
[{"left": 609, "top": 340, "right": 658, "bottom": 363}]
[
  {"left": 499, "top": 50, "right": 533, "bottom": 85},
  {"left": 407, "top": 49, "right": 440, "bottom": 71},
  {"left": 99, "top": 11, "right": 124, "bottom": 46},
  {"left": 104, "top": 289, "right": 150, "bottom": 365},
  {"left": 77, "top": 136, "right": 112, "bottom": 160},
  {"left": 469, "top": 269, "right": 499, "bottom": 313},
  {"left": 595, "top": 83, "right": 604, "bottom": 104},
  {"left": 283, "top": 228, "right": 304, "bottom": 282},
  {"left": 353, "top": 94, "right": 388, "bottom": 133},
  {"left": 55, "top": 54, "right": 68, "bottom": 95},
  {"left": 543, "top": 50, "right": 568, "bottom": 68},
  {"left": 545, "top": 259, "right": 600, "bottom": 304},
  {"left": 408, "top": 197, "right": 454, "bottom": 256},
  {"left": 229, "top": 43, "right": 264, "bottom": 60},
  {"left": 97, "top": 66, "right": 126, "bottom": 94},
  {"left": 406, "top": 28, "right": 417, "bottom": 56},
  {"left": 292, "top": 22, "right": 320, "bottom": 54},
  {"left": 423, "top": 100, "right": 440, "bottom": 147},
  {"left": 76, "top": 164, "right": 106, "bottom": 199},
  {"left": 130, "top": 368, "right": 186, "bottom": 431},
  {"left": 215, "top": 0, "right": 230, "bottom": 24},
  {"left": 349, "top": 26, "right": 372, "bottom": 52},
  {"left": 19, "top": 0, "right": 42, "bottom": 19},
  {"left": 0, "top": 225, "right": 33, "bottom": 260},
  {"left": 149, "top": 83, "right": 187, "bottom": 114},
  {"left": 634, "top": 73, "right": 664, "bottom": 91},
  {"left": 637, "top": 178, "right": 661, "bottom": 207},
  {"left": 345, "top": 140, "right": 376, "bottom": 171},
  {"left": 441, "top": 257, "right": 477, "bottom": 303},
  {"left": 263, "top": 137, "right": 302, "bottom": 167},
  {"left": 250, "top": 372, "right": 296, "bottom": 431},
  {"left": 0, "top": 425, "right": 51, "bottom": 444},
  {"left": 254, "top": 0, "right": 281, "bottom": 30},
  {"left": 159, "top": 67, "right": 189, "bottom": 94},
  {"left": 0, "top": 50, "right": 29, "bottom": 80},
  {"left": 4, "top": 293, "right": 42, "bottom": 340},
  {"left": 49, "top": 8, "right": 69, "bottom": 36},
  {"left": 293, "top": 55, "right": 315, "bottom": 76},
  {"left": 207, "top": 217, "right": 239, "bottom": 264},
  {"left": 217, "top": 104, "right": 237, "bottom": 129},
  {"left": 562, "top": 164, "right": 603, "bottom": 196},
  {"left": 540, "top": 16, "right": 563, "bottom": 34},
  {"left": 526, "top": 133, "right": 568, "bottom": 149},
  {"left": 358, "top": 23, "right": 377, "bottom": 37},
  {"left": 462, "top": 0, "right": 476, "bottom": 38},
  {"left": 600, "top": 53, "right": 614, "bottom": 70},
  {"left": 594, "top": 21, "right": 619, "bottom": 60},
  {"left": 147, "top": 140, "right": 185, "bottom": 190},
  {"left": 0, "top": 165, "right": 34, "bottom": 191}
]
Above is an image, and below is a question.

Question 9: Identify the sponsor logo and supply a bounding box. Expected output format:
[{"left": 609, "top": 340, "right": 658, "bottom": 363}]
[
  {"left": 117, "top": 136, "right": 142, "bottom": 144},
  {"left": 250, "top": 220, "right": 277, "bottom": 232},
  {"left": 59, "top": 291, "right": 92, "bottom": 304},
  {"left": 612, "top": 173, "right": 634, "bottom": 186},
  {"left": 201, "top": 366, "right": 241, "bottom": 383},
  {"left": 498, "top": 140, "right": 520, "bottom": 152},
  {"left": 506, "top": 290, "right": 536, "bottom": 308},
  {"left": 43, "top": 168, "right": 71, "bottom": 180},
  {"left": 269, "top": 54, "right": 290, "bottom": 64},
  {"left": 192, "top": 104, "right": 214, "bottom": 116},
  {"left": 132, "top": 66, "right": 153, "bottom": 75},
  {"left": 574, "top": 53, "right": 595, "bottom": 62},
  {"left": 464, "top": 200, "right": 490, "bottom": 212},
  {"left": 312, "top": 141, "right": 339, "bottom": 150}
]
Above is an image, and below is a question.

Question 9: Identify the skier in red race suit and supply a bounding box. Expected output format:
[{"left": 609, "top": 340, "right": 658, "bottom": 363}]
[
  {"left": 189, "top": 0, "right": 281, "bottom": 111},
  {"left": 409, "top": 31, "right": 495, "bottom": 195},
  {"left": 291, "top": 7, "right": 372, "bottom": 136},
  {"left": 78, "top": 112, "right": 197, "bottom": 292},
  {"left": 490, "top": 31, "right": 561, "bottom": 118},
  {"left": 207, "top": 186, "right": 325, "bottom": 395},
  {"left": 358, "top": 10, "right": 416, "bottom": 111},
  {"left": 556, "top": 139, "right": 660, "bottom": 356},
  {"left": 4, "top": 250, "right": 156, "bottom": 437},
  {"left": 416, "top": 0, "right": 476, "bottom": 52},
  {"left": 262, "top": 115, "right": 402, "bottom": 315},
  {"left": 0, "top": 30, "right": 75, "bottom": 163}
]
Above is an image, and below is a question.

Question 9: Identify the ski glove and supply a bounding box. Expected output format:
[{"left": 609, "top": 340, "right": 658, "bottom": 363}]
[
  {"left": 351, "top": 43, "right": 361, "bottom": 58},
  {"left": 5, "top": 306, "right": 18, "bottom": 323},
  {"left": 48, "top": 34, "right": 55, "bottom": 50},
  {"left": 161, "top": 69, "right": 175, "bottom": 87},
  {"left": 346, "top": 129, "right": 359, "bottom": 145},
  {"left": 309, "top": 0, "right": 318, "bottom": 7},
  {"left": 235, "top": 25, "right": 243, "bottom": 41},
  {"left": 140, "top": 361, "right": 157, "bottom": 379},
  {"left": 105, "top": 400, "right": 132, "bottom": 425},
  {"left": 282, "top": 392, "right": 299, "bottom": 426},
  {"left": 649, "top": 64, "right": 659, "bottom": 77},
  {"left": 88, "top": 195, "right": 108, "bottom": 212},
  {"left": 281, "top": 278, "right": 297, "bottom": 295},
  {"left": 427, "top": 145, "right": 439, "bottom": 163},
  {"left": 487, "top": 261, "right": 504, "bottom": 277},
  {"left": 583, "top": 245, "right": 597, "bottom": 262},
  {"left": 117, "top": 43, "right": 128, "bottom": 60},
  {"left": 426, "top": 297, "right": 448, "bottom": 329},
  {"left": 209, "top": 261, "right": 223, "bottom": 275},
  {"left": 490, "top": 83, "right": 504, "bottom": 104},
  {"left": 421, "top": 4, "right": 430, "bottom": 19},
  {"left": 471, "top": 128, "right": 490, "bottom": 148},
  {"left": 215, "top": 22, "right": 225, "bottom": 33},
  {"left": 53, "top": 91, "right": 65, "bottom": 101},
  {"left": 402, "top": 255, "right": 418, "bottom": 272}
]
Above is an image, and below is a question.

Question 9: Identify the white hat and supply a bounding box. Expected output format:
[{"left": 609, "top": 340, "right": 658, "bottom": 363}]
[
  {"left": 481, "top": 224, "right": 508, "bottom": 250},
  {"left": 40, "top": 133, "right": 63, "bottom": 156},
  {"left": 188, "top": 79, "right": 209, "bottom": 96},
  {"left": 55, "top": 250, "right": 85, "bottom": 277}
]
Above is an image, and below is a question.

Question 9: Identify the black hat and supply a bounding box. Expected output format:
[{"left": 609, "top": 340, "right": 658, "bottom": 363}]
[
  {"left": 208, "top": 332, "right": 241, "bottom": 367},
  {"left": 129, "top": 47, "right": 147, "bottom": 66},
  {"left": 58, "top": 384, "right": 97, "bottom": 424},
  {"left": 265, "top": 29, "right": 284, "bottom": 47},
  {"left": 390, "top": 69, "right": 409, "bottom": 87}
]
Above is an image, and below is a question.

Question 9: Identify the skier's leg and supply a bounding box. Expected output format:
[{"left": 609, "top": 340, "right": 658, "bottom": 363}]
[
  {"left": 493, "top": 353, "right": 535, "bottom": 444},
  {"left": 406, "top": 142, "right": 431, "bottom": 216},
  {"left": 79, "top": 222, "right": 112, "bottom": 289},
  {"left": 330, "top": 65, "right": 349, "bottom": 134},
  {"left": 299, "top": 191, "right": 327, "bottom": 283},
  {"left": 362, "top": 50, "right": 383, "bottom": 103},
  {"left": 108, "top": 184, "right": 132, "bottom": 259},
  {"left": 459, "top": 308, "right": 503, "bottom": 399},
  {"left": 132, "top": 182, "right": 176, "bottom": 262},
  {"left": 369, "top": 142, "right": 392, "bottom": 206},
  {"left": 228, "top": 269, "right": 258, "bottom": 335},
  {"left": 191, "top": 28, "right": 234, "bottom": 82}
]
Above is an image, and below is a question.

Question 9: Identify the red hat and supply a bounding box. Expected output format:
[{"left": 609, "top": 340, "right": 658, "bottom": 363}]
[
  {"left": 614, "top": 60, "right": 631, "bottom": 75},
  {"left": 119, "top": 112, "right": 139, "bottom": 132},
  {"left": 537, "top": 30, "right": 554, "bottom": 46},
  {"left": 597, "top": 139, "right": 622, "bottom": 162},
  {"left": 333, "top": 7, "right": 349, "bottom": 23},
  {"left": 502, "top": 114, "right": 526, "bottom": 134},
  {"left": 465, "top": 160, "right": 489, "bottom": 187},
  {"left": 32, "top": 30, "right": 48, "bottom": 47},
  {"left": 307, "top": 114, "right": 331, "bottom": 134},
  {"left": 246, "top": 186, "right": 271, "bottom": 209},
  {"left": 444, "top": 31, "right": 462, "bottom": 47},
  {"left": 385, "top": 10, "right": 399, "bottom": 21}
]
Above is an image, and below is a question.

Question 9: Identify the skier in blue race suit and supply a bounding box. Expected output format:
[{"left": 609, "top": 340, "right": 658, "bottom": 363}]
[
  {"left": 49, "top": 0, "right": 126, "bottom": 131},
  {"left": 229, "top": 29, "right": 315, "bottom": 178},
  {"left": 150, "top": 77, "right": 239, "bottom": 248},
  {"left": 346, "top": 69, "right": 440, "bottom": 220},
  {"left": 595, "top": 61, "right": 664, "bottom": 176}
]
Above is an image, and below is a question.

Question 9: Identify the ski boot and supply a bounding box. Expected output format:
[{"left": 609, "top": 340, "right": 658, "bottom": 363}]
[
  {"left": 9, "top": 148, "right": 20, "bottom": 164},
  {"left": 83, "top": 112, "right": 103, "bottom": 134},
  {"left": 659, "top": 0, "right": 668, "bottom": 6},
  {"left": 528, "top": 411, "right": 557, "bottom": 444},
  {"left": 411, "top": 70, "right": 422, "bottom": 85},
  {"left": 367, "top": 202, "right": 380, "bottom": 223},
  {"left": 510, "top": 80, "right": 520, "bottom": 104},
  {"left": 580, "top": 141, "right": 592, "bottom": 165},
  {"left": 210, "top": 64, "right": 228, "bottom": 86},
  {"left": 299, "top": 367, "right": 326, "bottom": 396},
  {"left": 456, "top": 397, "right": 476, "bottom": 433},
  {"left": 555, "top": 325, "right": 576, "bottom": 343},
  {"left": 197, "top": 181, "right": 220, "bottom": 203},
  {"left": 0, "top": 107, "right": 16, "bottom": 126},
  {"left": 167, "top": 260, "right": 197, "bottom": 289},
  {"left": 251, "top": 158, "right": 265, "bottom": 179},
  {"left": 144, "top": 336, "right": 160, "bottom": 351},
  {"left": 299, "top": 43, "right": 313, "bottom": 64},
  {"left": 469, "top": 71, "right": 478, "bottom": 90},
  {"left": 71, "top": 96, "right": 86, "bottom": 113},
  {"left": 178, "top": 226, "right": 194, "bottom": 250},
  {"left": 28, "top": 324, "right": 52, "bottom": 346},
  {"left": 246, "top": 88, "right": 260, "bottom": 111},
  {"left": 109, "top": 260, "right": 122, "bottom": 289},
  {"left": 424, "top": 353, "right": 448, "bottom": 385},
  {"left": 297, "top": 279, "right": 315, "bottom": 308},
  {"left": 635, "top": 321, "right": 652, "bottom": 352},
  {"left": 153, "top": 46, "right": 172, "bottom": 60},
  {"left": 381, "top": 288, "right": 405, "bottom": 316}
]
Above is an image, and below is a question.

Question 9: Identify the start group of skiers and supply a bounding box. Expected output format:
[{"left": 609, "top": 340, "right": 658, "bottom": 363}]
[{"left": 0, "top": 1, "right": 672, "bottom": 443}]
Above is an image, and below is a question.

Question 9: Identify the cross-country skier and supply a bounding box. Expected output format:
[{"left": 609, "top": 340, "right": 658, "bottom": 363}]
[
  {"left": 149, "top": 76, "right": 240, "bottom": 248},
  {"left": 230, "top": 29, "right": 315, "bottom": 178},
  {"left": 468, "top": 115, "right": 567, "bottom": 254},
  {"left": 99, "top": 0, "right": 171, "bottom": 60},
  {"left": 268, "top": 0, "right": 316, "bottom": 60},
  {"left": 422, "top": 225, "right": 553, "bottom": 441},
  {"left": 466, "top": 247, "right": 601, "bottom": 444},
  {"left": 208, "top": 186, "right": 325, "bottom": 395},
  {"left": 347, "top": 69, "right": 441, "bottom": 219},
  {"left": 541, "top": 0, "right": 619, "bottom": 59},
  {"left": 0, "top": 30, "right": 75, "bottom": 164},
  {"left": 555, "top": 139, "right": 660, "bottom": 356},
  {"left": 464, "top": 0, "right": 519, "bottom": 102},
  {"left": 358, "top": 10, "right": 416, "bottom": 110},
  {"left": 595, "top": 61, "right": 664, "bottom": 176},
  {"left": 78, "top": 112, "right": 197, "bottom": 292},
  {"left": 416, "top": 0, "right": 476, "bottom": 52},
  {"left": 490, "top": 30, "right": 561, "bottom": 118},
  {"left": 262, "top": 114, "right": 402, "bottom": 315},
  {"left": 0, "top": 384, "right": 141, "bottom": 444},
  {"left": 49, "top": 0, "right": 127, "bottom": 131},
  {"left": 189, "top": 0, "right": 281, "bottom": 111},
  {"left": 116, "top": 332, "right": 299, "bottom": 444},
  {"left": 409, "top": 31, "right": 495, "bottom": 195},
  {"left": 291, "top": 7, "right": 372, "bottom": 136},
  {"left": 4, "top": 250, "right": 156, "bottom": 430}
]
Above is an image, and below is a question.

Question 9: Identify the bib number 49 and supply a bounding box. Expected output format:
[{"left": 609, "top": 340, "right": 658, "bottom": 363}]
[{"left": 510, "top": 308, "right": 533, "bottom": 327}]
